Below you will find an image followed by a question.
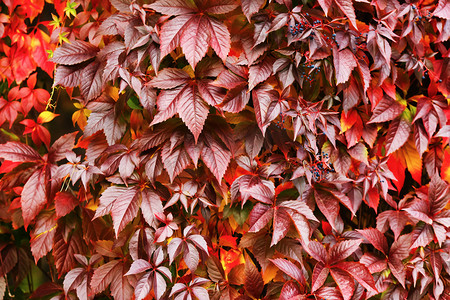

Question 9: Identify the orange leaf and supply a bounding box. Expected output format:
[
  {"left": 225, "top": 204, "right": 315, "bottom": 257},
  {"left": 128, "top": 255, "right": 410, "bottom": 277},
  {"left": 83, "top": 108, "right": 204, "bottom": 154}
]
[
  {"left": 341, "top": 109, "right": 359, "bottom": 133},
  {"left": 397, "top": 139, "right": 422, "bottom": 184}
]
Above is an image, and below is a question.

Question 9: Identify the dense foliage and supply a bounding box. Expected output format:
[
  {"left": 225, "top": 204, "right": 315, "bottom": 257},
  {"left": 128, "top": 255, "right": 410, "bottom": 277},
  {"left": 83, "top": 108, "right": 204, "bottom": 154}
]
[{"left": 0, "top": 0, "right": 450, "bottom": 299}]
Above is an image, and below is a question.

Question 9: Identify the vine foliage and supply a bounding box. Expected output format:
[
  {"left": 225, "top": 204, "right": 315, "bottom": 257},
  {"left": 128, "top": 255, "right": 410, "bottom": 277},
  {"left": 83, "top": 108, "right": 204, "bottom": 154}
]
[{"left": 0, "top": 0, "right": 450, "bottom": 299}]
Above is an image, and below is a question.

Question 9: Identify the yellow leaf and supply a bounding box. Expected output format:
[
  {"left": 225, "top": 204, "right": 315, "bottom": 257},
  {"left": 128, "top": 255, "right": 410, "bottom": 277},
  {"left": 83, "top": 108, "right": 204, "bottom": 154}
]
[{"left": 37, "top": 111, "right": 59, "bottom": 124}]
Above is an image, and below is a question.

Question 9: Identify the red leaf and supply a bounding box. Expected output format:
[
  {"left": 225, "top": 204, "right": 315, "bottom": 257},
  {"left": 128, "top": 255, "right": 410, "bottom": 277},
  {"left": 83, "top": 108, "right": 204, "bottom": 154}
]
[
  {"left": 329, "top": 239, "right": 362, "bottom": 263},
  {"left": 334, "top": 0, "right": 357, "bottom": 29},
  {"left": 433, "top": 0, "right": 450, "bottom": 19},
  {"left": 50, "top": 40, "right": 99, "bottom": 65},
  {"left": 240, "top": 0, "right": 265, "bottom": 21},
  {"left": 333, "top": 47, "right": 357, "bottom": 85},
  {"left": 204, "top": 0, "right": 238, "bottom": 14},
  {"left": 201, "top": 133, "right": 231, "bottom": 181},
  {"left": 49, "top": 132, "right": 78, "bottom": 163},
  {"left": 368, "top": 95, "right": 405, "bottom": 124},
  {"left": 334, "top": 262, "right": 377, "bottom": 294},
  {"left": 148, "top": 0, "right": 196, "bottom": 16},
  {"left": 54, "top": 65, "right": 83, "bottom": 88},
  {"left": 96, "top": 186, "right": 140, "bottom": 237},
  {"left": 90, "top": 260, "right": 122, "bottom": 294},
  {"left": 0, "top": 97, "right": 20, "bottom": 127},
  {"left": 248, "top": 56, "right": 275, "bottom": 91},
  {"left": 140, "top": 189, "right": 164, "bottom": 227},
  {"left": 311, "top": 262, "right": 329, "bottom": 292},
  {"left": 63, "top": 268, "right": 86, "bottom": 294},
  {"left": 252, "top": 85, "right": 280, "bottom": 135},
  {"left": 180, "top": 16, "right": 210, "bottom": 69},
  {"left": 330, "top": 268, "right": 355, "bottom": 300},
  {"left": 385, "top": 116, "right": 411, "bottom": 155},
  {"left": 357, "top": 228, "right": 389, "bottom": 255},
  {"left": 125, "top": 259, "right": 152, "bottom": 275},
  {"left": 150, "top": 68, "right": 190, "bottom": 89},
  {"left": 159, "top": 15, "right": 192, "bottom": 59},
  {"left": 207, "top": 17, "right": 231, "bottom": 62},
  {"left": 410, "top": 223, "right": 434, "bottom": 249},
  {"left": 279, "top": 280, "right": 304, "bottom": 300},
  {"left": 376, "top": 210, "right": 410, "bottom": 240},
  {"left": 271, "top": 208, "right": 291, "bottom": 246},
  {"left": 314, "top": 188, "right": 340, "bottom": 231},
  {"left": 177, "top": 86, "right": 209, "bottom": 141},
  {"left": 315, "top": 286, "right": 344, "bottom": 300},
  {"left": 22, "top": 169, "right": 47, "bottom": 228},
  {"left": 248, "top": 203, "right": 273, "bottom": 232},
  {"left": 305, "top": 241, "right": 328, "bottom": 264},
  {"left": 162, "top": 142, "right": 191, "bottom": 182},
  {"left": 270, "top": 258, "right": 305, "bottom": 286},
  {"left": 0, "top": 141, "right": 41, "bottom": 162},
  {"left": 55, "top": 191, "right": 78, "bottom": 218}
]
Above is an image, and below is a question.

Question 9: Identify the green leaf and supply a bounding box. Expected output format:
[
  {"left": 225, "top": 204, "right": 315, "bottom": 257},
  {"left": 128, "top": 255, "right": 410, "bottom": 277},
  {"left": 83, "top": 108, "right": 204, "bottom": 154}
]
[{"left": 127, "top": 96, "right": 142, "bottom": 110}]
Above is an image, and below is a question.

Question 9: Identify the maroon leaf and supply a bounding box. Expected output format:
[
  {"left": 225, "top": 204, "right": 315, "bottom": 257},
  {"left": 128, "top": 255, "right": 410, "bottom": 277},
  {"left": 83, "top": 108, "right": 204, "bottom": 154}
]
[
  {"left": 140, "top": 189, "right": 164, "bottom": 228},
  {"left": 248, "top": 203, "right": 273, "bottom": 232},
  {"left": 279, "top": 280, "right": 304, "bottom": 300},
  {"left": 54, "top": 65, "right": 83, "bottom": 87},
  {"left": 315, "top": 286, "right": 344, "bottom": 300},
  {"left": 125, "top": 259, "right": 152, "bottom": 275},
  {"left": 410, "top": 223, "right": 434, "bottom": 249},
  {"left": 30, "top": 211, "right": 57, "bottom": 262},
  {"left": 180, "top": 16, "right": 210, "bottom": 68},
  {"left": 85, "top": 97, "right": 126, "bottom": 145},
  {"left": 333, "top": 47, "right": 357, "bottom": 85},
  {"left": 53, "top": 225, "right": 84, "bottom": 277},
  {"left": 244, "top": 256, "right": 264, "bottom": 298},
  {"left": 177, "top": 87, "right": 209, "bottom": 141},
  {"left": 80, "top": 60, "right": 104, "bottom": 101},
  {"left": 161, "top": 142, "right": 191, "bottom": 182},
  {"left": 50, "top": 40, "right": 99, "bottom": 65},
  {"left": 377, "top": 210, "right": 410, "bottom": 240},
  {"left": 90, "top": 260, "right": 122, "bottom": 294},
  {"left": 334, "top": 262, "right": 377, "bottom": 294}
]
